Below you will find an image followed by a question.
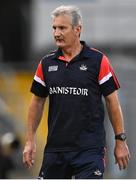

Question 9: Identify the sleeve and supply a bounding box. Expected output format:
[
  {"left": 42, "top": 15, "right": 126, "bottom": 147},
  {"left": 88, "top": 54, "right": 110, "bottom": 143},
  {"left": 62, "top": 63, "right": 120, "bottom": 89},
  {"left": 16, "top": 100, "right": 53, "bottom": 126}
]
[
  {"left": 30, "top": 60, "right": 49, "bottom": 97},
  {"left": 98, "top": 55, "right": 120, "bottom": 97}
]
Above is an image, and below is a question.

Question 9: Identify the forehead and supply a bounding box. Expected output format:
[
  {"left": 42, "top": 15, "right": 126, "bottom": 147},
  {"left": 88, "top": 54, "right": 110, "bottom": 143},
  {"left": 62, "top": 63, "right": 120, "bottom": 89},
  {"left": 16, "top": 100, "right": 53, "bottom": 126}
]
[{"left": 52, "top": 14, "right": 72, "bottom": 25}]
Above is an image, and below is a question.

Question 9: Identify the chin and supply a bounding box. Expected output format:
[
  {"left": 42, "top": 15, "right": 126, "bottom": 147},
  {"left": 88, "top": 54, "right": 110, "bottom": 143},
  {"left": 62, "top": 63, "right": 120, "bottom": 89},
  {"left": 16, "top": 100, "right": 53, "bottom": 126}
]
[{"left": 56, "top": 42, "right": 65, "bottom": 48}]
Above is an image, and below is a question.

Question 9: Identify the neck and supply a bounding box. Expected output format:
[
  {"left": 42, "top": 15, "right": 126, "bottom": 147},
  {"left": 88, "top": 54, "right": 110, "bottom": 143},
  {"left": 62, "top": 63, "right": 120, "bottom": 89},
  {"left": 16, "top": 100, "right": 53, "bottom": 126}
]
[{"left": 62, "top": 41, "right": 82, "bottom": 61}]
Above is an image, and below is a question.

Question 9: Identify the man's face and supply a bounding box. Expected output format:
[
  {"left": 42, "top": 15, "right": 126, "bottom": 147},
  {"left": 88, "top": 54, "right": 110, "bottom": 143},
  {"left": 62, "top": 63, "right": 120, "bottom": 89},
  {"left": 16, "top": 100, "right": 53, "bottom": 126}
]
[{"left": 52, "top": 15, "right": 81, "bottom": 48}]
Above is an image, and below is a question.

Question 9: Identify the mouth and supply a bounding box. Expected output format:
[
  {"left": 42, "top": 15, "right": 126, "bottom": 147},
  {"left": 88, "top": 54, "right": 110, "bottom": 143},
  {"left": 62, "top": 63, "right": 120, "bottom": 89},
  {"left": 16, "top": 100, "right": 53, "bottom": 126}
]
[
  {"left": 56, "top": 39, "right": 62, "bottom": 41},
  {"left": 55, "top": 39, "right": 64, "bottom": 43}
]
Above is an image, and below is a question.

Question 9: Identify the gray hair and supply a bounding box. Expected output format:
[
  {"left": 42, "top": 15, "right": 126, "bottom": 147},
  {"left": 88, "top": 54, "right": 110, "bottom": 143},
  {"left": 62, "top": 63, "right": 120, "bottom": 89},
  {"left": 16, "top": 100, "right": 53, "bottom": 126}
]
[{"left": 51, "top": 5, "right": 82, "bottom": 27}]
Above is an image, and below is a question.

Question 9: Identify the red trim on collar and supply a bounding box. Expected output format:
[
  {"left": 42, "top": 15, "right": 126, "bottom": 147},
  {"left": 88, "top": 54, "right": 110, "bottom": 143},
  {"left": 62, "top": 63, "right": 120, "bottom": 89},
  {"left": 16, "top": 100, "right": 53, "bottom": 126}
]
[
  {"left": 58, "top": 56, "right": 66, "bottom": 60},
  {"left": 58, "top": 55, "right": 69, "bottom": 62}
]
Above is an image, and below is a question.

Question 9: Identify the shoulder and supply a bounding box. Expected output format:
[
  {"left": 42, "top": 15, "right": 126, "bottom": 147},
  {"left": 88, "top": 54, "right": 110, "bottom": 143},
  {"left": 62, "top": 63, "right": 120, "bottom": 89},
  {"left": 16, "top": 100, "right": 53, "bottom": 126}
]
[
  {"left": 41, "top": 50, "right": 57, "bottom": 64},
  {"left": 89, "top": 47, "right": 104, "bottom": 60},
  {"left": 90, "top": 47, "right": 103, "bottom": 55},
  {"left": 83, "top": 42, "right": 103, "bottom": 58},
  {"left": 88, "top": 47, "right": 110, "bottom": 64},
  {"left": 84, "top": 46, "right": 104, "bottom": 66}
]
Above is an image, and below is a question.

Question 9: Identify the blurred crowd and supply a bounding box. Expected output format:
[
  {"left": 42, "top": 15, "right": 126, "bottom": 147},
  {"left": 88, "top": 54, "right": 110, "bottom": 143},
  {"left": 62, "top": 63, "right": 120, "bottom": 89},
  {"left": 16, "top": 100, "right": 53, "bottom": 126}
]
[{"left": 0, "top": 132, "right": 20, "bottom": 178}]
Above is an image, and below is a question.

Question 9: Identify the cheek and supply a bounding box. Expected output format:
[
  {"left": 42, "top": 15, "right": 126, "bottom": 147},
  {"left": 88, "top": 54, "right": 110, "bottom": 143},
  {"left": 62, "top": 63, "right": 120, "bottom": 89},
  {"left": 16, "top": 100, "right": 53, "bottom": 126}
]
[{"left": 65, "top": 32, "right": 76, "bottom": 41}]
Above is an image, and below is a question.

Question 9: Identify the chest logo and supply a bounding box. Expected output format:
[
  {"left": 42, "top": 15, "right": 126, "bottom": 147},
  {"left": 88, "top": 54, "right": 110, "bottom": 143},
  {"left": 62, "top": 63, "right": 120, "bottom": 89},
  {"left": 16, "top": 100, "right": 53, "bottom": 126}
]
[
  {"left": 48, "top": 65, "right": 58, "bottom": 72},
  {"left": 79, "top": 64, "right": 87, "bottom": 71}
]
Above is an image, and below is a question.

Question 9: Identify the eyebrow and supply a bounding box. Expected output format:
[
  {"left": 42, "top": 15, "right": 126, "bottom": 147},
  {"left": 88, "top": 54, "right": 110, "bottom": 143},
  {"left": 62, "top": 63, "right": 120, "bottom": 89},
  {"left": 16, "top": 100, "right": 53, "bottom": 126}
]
[{"left": 52, "top": 25, "right": 66, "bottom": 29}]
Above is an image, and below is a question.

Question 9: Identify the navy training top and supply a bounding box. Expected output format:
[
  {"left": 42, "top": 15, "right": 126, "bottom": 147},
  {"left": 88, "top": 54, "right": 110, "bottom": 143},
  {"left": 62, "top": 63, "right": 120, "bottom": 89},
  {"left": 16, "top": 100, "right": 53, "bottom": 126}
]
[{"left": 31, "top": 41, "right": 120, "bottom": 152}]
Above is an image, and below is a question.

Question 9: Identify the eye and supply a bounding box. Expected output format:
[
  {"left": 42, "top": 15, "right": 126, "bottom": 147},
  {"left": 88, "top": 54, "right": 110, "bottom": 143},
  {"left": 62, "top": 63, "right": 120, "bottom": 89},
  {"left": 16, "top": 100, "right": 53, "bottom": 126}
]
[
  {"left": 60, "top": 26, "right": 64, "bottom": 30},
  {"left": 59, "top": 26, "right": 66, "bottom": 30},
  {"left": 52, "top": 26, "right": 56, "bottom": 30}
]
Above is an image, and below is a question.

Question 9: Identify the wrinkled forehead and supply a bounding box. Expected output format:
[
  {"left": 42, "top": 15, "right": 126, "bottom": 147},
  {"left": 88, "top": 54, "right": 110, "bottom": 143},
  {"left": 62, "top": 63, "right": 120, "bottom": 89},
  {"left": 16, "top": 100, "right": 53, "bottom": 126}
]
[{"left": 52, "top": 14, "right": 73, "bottom": 25}]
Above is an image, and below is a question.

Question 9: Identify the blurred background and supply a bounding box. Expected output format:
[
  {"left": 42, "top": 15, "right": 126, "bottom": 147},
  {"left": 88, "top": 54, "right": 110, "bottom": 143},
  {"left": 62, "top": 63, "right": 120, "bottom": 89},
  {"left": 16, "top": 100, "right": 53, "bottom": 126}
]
[{"left": 0, "top": 0, "right": 136, "bottom": 178}]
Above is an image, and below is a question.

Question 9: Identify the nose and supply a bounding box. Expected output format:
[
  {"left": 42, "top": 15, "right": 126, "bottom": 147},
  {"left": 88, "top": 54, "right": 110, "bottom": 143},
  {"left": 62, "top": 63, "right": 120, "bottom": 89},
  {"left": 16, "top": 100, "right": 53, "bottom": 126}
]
[{"left": 54, "top": 28, "right": 61, "bottom": 37}]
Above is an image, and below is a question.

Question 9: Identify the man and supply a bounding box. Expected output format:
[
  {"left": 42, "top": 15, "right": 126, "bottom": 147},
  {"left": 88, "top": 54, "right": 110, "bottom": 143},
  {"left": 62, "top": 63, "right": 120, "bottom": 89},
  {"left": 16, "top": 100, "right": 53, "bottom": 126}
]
[{"left": 23, "top": 5, "right": 130, "bottom": 179}]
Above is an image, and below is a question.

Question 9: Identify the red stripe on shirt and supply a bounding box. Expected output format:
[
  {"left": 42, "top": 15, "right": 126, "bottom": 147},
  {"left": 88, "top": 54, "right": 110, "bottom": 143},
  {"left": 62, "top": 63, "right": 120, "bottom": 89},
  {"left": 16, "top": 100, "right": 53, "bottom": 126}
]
[
  {"left": 98, "top": 55, "right": 120, "bottom": 88},
  {"left": 35, "top": 62, "right": 44, "bottom": 81},
  {"left": 110, "top": 66, "right": 120, "bottom": 88},
  {"left": 98, "top": 55, "right": 111, "bottom": 81}
]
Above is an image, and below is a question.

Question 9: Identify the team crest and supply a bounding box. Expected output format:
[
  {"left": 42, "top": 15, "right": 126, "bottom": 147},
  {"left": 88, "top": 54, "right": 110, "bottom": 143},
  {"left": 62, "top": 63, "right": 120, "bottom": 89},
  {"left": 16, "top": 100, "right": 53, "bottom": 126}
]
[
  {"left": 79, "top": 64, "right": 87, "bottom": 71},
  {"left": 94, "top": 169, "right": 102, "bottom": 176}
]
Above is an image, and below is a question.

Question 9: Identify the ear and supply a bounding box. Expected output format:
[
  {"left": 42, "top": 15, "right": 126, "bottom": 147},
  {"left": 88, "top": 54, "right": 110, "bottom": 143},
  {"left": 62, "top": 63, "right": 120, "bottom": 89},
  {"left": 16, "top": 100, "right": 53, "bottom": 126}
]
[{"left": 75, "top": 25, "right": 82, "bottom": 37}]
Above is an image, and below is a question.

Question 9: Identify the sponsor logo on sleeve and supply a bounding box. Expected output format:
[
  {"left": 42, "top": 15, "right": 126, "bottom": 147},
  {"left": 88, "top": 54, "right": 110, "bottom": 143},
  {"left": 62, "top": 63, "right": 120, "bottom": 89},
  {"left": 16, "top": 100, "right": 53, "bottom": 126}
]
[{"left": 48, "top": 65, "right": 58, "bottom": 72}]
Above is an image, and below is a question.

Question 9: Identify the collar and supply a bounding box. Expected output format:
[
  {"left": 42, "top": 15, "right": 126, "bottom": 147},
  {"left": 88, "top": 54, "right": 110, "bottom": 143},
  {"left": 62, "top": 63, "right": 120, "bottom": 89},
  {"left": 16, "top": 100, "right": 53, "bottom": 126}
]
[{"left": 53, "top": 41, "right": 93, "bottom": 62}]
